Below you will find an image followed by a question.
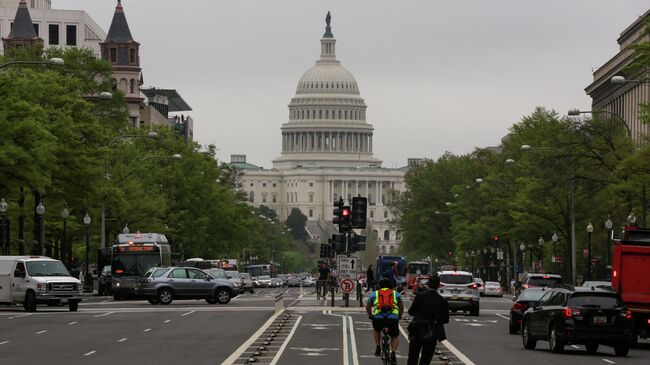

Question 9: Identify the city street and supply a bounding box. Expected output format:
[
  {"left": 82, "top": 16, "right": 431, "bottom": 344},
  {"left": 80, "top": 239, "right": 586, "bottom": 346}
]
[{"left": 1, "top": 287, "right": 648, "bottom": 364}]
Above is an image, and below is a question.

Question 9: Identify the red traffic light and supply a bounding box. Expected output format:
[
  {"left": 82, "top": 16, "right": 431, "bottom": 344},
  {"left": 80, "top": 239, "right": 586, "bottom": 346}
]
[{"left": 342, "top": 209, "right": 350, "bottom": 216}]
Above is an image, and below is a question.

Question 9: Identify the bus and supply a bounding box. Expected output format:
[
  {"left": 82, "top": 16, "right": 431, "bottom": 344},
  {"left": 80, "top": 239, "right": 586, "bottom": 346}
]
[
  {"left": 407, "top": 261, "right": 431, "bottom": 288},
  {"left": 245, "top": 264, "right": 278, "bottom": 278},
  {"left": 111, "top": 232, "right": 171, "bottom": 299}
]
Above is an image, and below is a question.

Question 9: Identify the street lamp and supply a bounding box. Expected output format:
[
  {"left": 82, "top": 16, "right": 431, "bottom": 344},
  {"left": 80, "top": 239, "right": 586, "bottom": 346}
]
[
  {"left": 61, "top": 208, "right": 69, "bottom": 266},
  {"left": 605, "top": 217, "right": 613, "bottom": 268},
  {"left": 627, "top": 212, "right": 637, "bottom": 225},
  {"left": 83, "top": 213, "right": 91, "bottom": 276},
  {"left": 587, "top": 222, "right": 594, "bottom": 280},
  {"left": 0, "top": 57, "right": 65, "bottom": 69},
  {"left": 538, "top": 237, "right": 545, "bottom": 272},
  {"left": 520, "top": 243, "right": 526, "bottom": 274},
  {"left": 551, "top": 232, "right": 558, "bottom": 273},
  {"left": 475, "top": 178, "right": 484, "bottom": 184},
  {"left": 0, "top": 198, "right": 8, "bottom": 255},
  {"left": 610, "top": 75, "right": 649, "bottom": 85},
  {"left": 36, "top": 201, "right": 45, "bottom": 255}
]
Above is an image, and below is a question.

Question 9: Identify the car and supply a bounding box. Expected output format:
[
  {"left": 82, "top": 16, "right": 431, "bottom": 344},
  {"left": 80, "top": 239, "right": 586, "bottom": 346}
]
[
  {"left": 484, "top": 281, "right": 503, "bottom": 297},
  {"left": 302, "top": 276, "right": 317, "bottom": 287},
  {"left": 256, "top": 275, "right": 272, "bottom": 288},
  {"left": 98, "top": 265, "right": 112, "bottom": 296},
  {"left": 224, "top": 271, "right": 243, "bottom": 291},
  {"left": 581, "top": 280, "right": 613, "bottom": 291},
  {"left": 521, "top": 286, "right": 634, "bottom": 356},
  {"left": 203, "top": 268, "right": 228, "bottom": 280},
  {"left": 240, "top": 272, "right": 255, "bottom": 293},
  {"left": 277, "top": 274, "right": 289, "bottom": 285},
  {"left": 137, "top": 267, "right": 238, "bottom": 305},
  {"left": 286, "top": 276, "right": 302, "bottom": 287},
  {"left": 520, "top": 273, "right": 562, "bottom": 293},
  {"left": 475, "top": 278, "right": 485, "bottom": 296},
  {"left": 509, "top": 287, "right": 548, "bottom": 334},
  {"left": 411, "top": 276, "right": 430, "bottom": 297},
  {"left": 438, "top": 270, "right": 480, "bottom": 316},
  {"left": 270, "top": 278, "right": 284, "bottom": 287}
]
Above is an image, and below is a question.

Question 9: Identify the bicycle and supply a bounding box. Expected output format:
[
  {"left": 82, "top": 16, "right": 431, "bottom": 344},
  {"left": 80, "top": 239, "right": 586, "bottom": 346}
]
[
  {"left": 316, "top": 279, "right": 327, "bottom": 300},
  {"left": 380, "top": 327, "right": 390, "bottom": 365}
]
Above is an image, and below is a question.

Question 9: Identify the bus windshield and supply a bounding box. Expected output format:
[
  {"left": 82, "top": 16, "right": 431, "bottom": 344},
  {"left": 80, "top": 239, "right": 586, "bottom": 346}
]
[
  {"left": 408, "top": 263, "right": 429, "bottom": 275},
  {"left": 112, "top": 254, "right": 161, "bottom": 277}
]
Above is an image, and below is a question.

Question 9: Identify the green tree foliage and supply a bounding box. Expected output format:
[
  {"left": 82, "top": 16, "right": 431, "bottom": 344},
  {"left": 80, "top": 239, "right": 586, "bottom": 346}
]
[{"left": 285, "top": 207, "right": 307, "bottom": 241}]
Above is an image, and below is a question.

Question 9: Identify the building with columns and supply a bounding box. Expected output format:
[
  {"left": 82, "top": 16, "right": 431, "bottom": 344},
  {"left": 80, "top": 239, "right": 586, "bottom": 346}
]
[{"left": 233, "top": 15, "right": 408, "bottom": 254}]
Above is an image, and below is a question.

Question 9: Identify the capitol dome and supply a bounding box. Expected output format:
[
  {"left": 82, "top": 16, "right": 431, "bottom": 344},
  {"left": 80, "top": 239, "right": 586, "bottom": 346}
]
[{"left": 273, "top": 14, "right": 382, "bottom": 170}]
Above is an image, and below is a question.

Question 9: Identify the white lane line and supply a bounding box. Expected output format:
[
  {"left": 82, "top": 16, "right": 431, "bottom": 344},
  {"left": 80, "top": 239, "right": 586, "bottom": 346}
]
[
  {"left": 496, "top": 313, "right": 510, "bottom": 320},
  {"left": 118, "top": 338, "right": 127, "bottom": 343},
  {"left": 101, "top": 299, "right": 111, "bottom": 304},
  {"left": 0, "top": 341, "right": 9, "bottom": 345},
  {"left": 143, "top": 328, "right": 151, "bottom": 332},
  {"left": 36, "top": 330, "right": 47, "bottom": 334},
  {"left": 93, "top": 312, "right": 113, "bottom": 318},
  {"left": 602, "top": 359, "right": 615, "bottom": 364},
  {"left": 342, "top": 315, "right": 349, "bottom": 365},
  {"left": 83, "top": 351, "right": 96, "bottom": 356},
  {"left": 68, "top": 321, "right": 77, "bottom": 325},
  {"left": 220, "top": 310, "right": 284, "bottom": 365},
  {"left": 269, "top": 315, "right": 302, "bottom": 365},
  {"left": 8, "top": 314, "right": 31, "bottom": 320},
  {"left": 164, "top": 320, "right": 171, "bottom": 323},
  {"left": 440, "top": 339, "right": 476, "bottom": 365},
  {"left": 181, "top": 310, "right": 195, "bottom": 317},
  {"left": 348, "top": 316, "right": 360, "bottom": 365},
  {"left": 571, "top": 345, "right": 580, "bottom": 349}
]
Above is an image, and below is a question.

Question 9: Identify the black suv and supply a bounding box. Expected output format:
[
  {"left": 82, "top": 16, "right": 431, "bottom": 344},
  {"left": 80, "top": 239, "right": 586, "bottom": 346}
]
[{"left": 521, "top": 286, "right": 635, "bottom": 356}]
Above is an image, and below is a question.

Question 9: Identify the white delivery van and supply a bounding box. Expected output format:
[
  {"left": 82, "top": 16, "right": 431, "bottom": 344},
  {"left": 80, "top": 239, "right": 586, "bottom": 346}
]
[{"left": 0, "top": 256, "right": 82, "bottom": 312}]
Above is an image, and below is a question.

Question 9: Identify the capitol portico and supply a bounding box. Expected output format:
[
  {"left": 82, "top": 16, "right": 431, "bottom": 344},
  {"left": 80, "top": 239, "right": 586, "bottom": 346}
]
[{"left": 233, "top": 14, "right": 413, "bottom": 254}]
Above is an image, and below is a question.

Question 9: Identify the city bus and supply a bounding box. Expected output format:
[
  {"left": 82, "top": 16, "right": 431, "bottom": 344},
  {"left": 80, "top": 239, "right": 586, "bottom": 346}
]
[
  {"left": 407, "top": 261, "right": 431, "bottom": 288},
  {"left": 245, "top": 264, "right": 278, "bottom": 278},
  {"left": 111, "top": 232, "right": 171, "bottom": 299}
]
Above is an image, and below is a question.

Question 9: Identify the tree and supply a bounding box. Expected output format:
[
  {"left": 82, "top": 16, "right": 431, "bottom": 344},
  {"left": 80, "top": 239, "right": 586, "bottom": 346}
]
[{"left": 286, "top": 208, "right": 307, "bottom": 241}]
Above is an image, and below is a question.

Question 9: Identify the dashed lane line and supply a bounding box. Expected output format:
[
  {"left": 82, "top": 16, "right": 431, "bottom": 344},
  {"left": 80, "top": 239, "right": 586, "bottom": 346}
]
[
  {"left": 495, "top": 313, "right": 510, "bottom": 320},
  {"left": 67, "top": 321, "right": 77, "bottom": 325},
  {"left": 118, "top": 338, "right": 127, "bottom": 343},
  {"left": 93, "top": 312, "right": 114, "bottom": 318},
  {"left": 181, "top": 310, "right": 195, "bottom": 317},
  {"left": 7, "top": 314, "right": 31, "bottom": 320},
  {"left": 164, "top": 320, "right": 171, "bottom": 323},
  {"left": 0, "top": 341, "right": 9, "bottom": 345},
  {"left": 35, "top": 330, "right": 47, "bottom": 334},
  {"left": 143, "top": 328, "right": 151, "bottom": 332},
  {"left": 602, "top": 359, "right": 615, "bottom": 364},
  {"left": 83, "top": 351, "right": 96, "bottom": 356}
]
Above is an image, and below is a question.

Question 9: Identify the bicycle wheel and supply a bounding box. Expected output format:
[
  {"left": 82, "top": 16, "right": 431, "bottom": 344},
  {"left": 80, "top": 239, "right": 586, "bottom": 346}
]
[{"left": 381, "top": 332, "right": 390, "bottom": 365}]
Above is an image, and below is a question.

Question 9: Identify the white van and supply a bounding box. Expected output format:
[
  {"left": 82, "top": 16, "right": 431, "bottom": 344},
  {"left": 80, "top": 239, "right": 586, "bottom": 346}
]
[{"left": 0, "top": 256, "right": 82, "bottom": 312}]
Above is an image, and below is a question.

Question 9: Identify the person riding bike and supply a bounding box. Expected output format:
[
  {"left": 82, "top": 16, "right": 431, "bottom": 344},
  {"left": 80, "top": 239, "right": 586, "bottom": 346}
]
[
  {"left": 366, "top": 278, "right": 404, "bottom": 365},
  {"left": 317, "top": 262, "right": 330, "bottom": 298}
]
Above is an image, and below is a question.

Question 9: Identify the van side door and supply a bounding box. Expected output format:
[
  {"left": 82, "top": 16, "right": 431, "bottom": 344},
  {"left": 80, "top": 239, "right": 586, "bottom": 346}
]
[{"left": 11, "top": 262, "right": 28, "bottom": 302}]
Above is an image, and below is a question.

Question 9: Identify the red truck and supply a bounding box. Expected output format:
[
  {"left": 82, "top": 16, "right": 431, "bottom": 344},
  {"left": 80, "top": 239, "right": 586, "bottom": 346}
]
[{"left": 611, "top": 226, "right": 650, "bottom": 344}]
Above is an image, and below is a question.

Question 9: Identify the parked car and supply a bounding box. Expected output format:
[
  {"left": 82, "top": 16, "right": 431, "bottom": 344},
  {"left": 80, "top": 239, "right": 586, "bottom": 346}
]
[
  {"left": 302, "top": 276, "right": 317, "bottom": 287},
  {"left": 521, "top": 286, "right": 634, "bottom": 356},
  {"left": 270, "top": 278, "right": 284, "bottom": 287},
  {"left": 438, "top": 270, "right": 480, "bottom": 316},
  {"left": 240, "top": 272, "right": 255, "bottom": 293},
  {"left": 475, "top": 278, "right": 485, "bottom": 296},
  {"left": 277, "top": 274, "right": 289, "bottom": 286},
  {"left": 484, "top": 281, "right": 503, "bottom": 297},
  {"left": 98, "top": 265, "right": 112, "bottom": 296},
  {"left": 137, "top": 267, "right": 238, "bottom": 305},
  {"left": 256, "top": 275, "right": 272, "bottom": 288},
  {"left": 509, "top": 287, "right": 548, "bottom": 334},
  {"left": 286, "top": 276, "right": 302, "bottom": 287}
]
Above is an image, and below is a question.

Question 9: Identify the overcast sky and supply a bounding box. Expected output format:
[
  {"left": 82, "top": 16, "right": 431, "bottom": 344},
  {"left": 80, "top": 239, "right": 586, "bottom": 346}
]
[{"left": 55, "top": 0, "right": 649, "bottom": 168}]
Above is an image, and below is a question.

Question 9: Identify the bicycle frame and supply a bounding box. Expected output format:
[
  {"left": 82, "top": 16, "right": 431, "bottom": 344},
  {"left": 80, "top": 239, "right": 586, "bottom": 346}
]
[{"left": 381, "top": 327, "right": 390, "bottom": 364}]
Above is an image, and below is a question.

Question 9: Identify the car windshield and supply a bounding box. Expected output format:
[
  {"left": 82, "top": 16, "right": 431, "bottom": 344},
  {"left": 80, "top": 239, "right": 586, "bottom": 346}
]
[
  {"left": 527, "top": 277, "right": 562, "bottom": 287},
  {"left": 439, "top": 274, "right": 473, "bottom": 284},
  {"left": 517, "top": 289, "right": 547, "bottom": 301},
  {"left": 475, "top": 278, "right": 484, "bottom": 284},
  {"left": 25, "top": 261, "right": 70, "bottom": 277},
  {"left": 259, "top": 275, "right": 270, "bottom": 280},
  {"left": 569, "top": 294, "right": 622, "bottom": 308},
  {"left": 408, "top": 263, "right": 429, "bottom": 274},
  {"left": 485, "top": 282, "right": 500, "bottom": 287}
]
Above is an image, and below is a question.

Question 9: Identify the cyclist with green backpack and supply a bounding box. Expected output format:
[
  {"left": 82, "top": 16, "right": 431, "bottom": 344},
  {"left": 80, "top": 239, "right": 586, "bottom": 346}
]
[{"left": 366, "top": 278, "right": 404, "bottom": 365}]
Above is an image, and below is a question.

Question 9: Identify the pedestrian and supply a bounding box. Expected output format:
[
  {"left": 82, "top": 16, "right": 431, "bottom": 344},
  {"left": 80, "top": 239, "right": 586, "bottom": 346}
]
[
  {"left": 406, "top": 275, "right": 449, "bottom": 365},
  {"left": 366, "top": 264, "right": 375, "bottom": 292},
  {"left": 382, "top": 261, "right": 398, "bottom": 289}
]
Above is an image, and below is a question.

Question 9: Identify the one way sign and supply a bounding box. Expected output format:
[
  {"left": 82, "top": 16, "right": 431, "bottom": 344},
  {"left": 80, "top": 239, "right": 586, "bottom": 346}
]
[{"left": 337, "top": 255, "right": 360, "bottom": 279}]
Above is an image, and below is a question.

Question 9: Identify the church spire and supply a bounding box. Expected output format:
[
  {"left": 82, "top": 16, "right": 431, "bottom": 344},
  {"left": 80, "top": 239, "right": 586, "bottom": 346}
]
[
  {"left": 2, "top": 0, "right": 42, "bottom": 52},
  {"left": 105, "top": 0, "right": 134, "bottom": 43}
]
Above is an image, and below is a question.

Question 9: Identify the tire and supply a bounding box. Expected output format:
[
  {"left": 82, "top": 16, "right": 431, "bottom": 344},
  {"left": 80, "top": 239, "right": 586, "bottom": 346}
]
[
  {"left": 205, "top": 298, "right": 218, "bottom": 304},
  {"left": 522, "top": 323, "right": 536, "bottom": 350},
  {"left": 549, "top": 325, "right": 565, "bottom": 353},
  {"left": 216, "top": 288, "right": 231, "bottom": 304},
  {"left": 586, "top": 342, "right": 598, "bottom": 354},
  {"left": 614, "top": 343, "right": 629, "bottom": 357},
  {"left": 157, "top": 288, "right": 173, "bottom": 305},
  {"left": 69, "top": 301, "right": 78, "bottom": 312},
  {"left": 471, "top": 305, "right": 480, "bottom": 317},
  {"left": 113, "top": 294, "right": 121, "bottom": 301},
  {"left": 147, "top": 298, "right": 159, "bottom": 305},
  {"left": 249, "top": 289, "right": 254, "bottom": 294},
  {"left": 23, "top": 291, "right": 37, "bottom": 312},
  {"left": 509, "top": 319, "right": 519, "bottom": 334}
]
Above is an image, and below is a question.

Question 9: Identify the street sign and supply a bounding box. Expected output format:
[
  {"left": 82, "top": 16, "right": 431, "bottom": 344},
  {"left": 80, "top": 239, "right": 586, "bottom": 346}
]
[
  {"left": 496, "top": 250, "right": 504, "bottom": 260},
  {"left": 337, "top": 255, "right": 360, "bottom": 279},
  {"left": 340, "top": 278, "right": 356, "bottom": 293}
]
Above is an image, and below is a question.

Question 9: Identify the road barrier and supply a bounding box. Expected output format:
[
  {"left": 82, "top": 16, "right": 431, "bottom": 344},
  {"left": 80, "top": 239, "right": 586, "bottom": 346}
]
[{"left": 274, "top": 292, "right": 284, "bottom": 313}]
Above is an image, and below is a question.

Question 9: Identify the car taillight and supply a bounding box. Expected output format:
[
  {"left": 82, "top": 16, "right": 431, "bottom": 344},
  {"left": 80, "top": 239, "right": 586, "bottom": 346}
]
[
  {"left": 469, "top": 283, "right": 477, "bottom": 289},
  {"left": 618, "top": 310, "right": 633, "bottom": 319},
  {"left": 522, "top": 284, "right": 529, "bottom": 289},
  {"left": 512, "top": 302, "right": 525, "bottom": 311},
  {"left": 564, "top": 308, "right": 581, "bottom": 318},
  {"left": 613, "top": 270, "right": 617, "bottom": 278},
  {"left": 647, "top": 318, "right": 650, "bottom": 324}
]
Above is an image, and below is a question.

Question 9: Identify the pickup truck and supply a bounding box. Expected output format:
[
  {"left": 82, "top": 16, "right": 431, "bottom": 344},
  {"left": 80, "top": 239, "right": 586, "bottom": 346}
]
[
  {"left": 611, "top": 226, "right": 650, "bottom": 344},
  {"left": 0, "top": 256, "right": 82, "bottom": 312}
]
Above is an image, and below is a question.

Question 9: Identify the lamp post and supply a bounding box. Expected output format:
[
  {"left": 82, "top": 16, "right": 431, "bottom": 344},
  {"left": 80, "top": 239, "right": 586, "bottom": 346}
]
[
  {"left": 538, "top": 237, "right": 545, "bottom": 273},
  {"left": 61, "top": 208, "right": 69, "bottom": 266},
  {"left": 520, "top": 243, "right": 526, "bottom": 274},
  {"left": 605, "top": 217, "right": 613, "bottom": 269},
  {"left": 551, "top": 232, "right": 558, "bottom": 274},
  {"left": 36, "top": 201, "right": 45, "bottom": 255},
  {"left": 83, "top": 213, "right": 91, "bottom": 275},
  {"left": 587, "top": 222, "right": 594, "bottom": 280},
  {"left": 0, "top": 198, "right": 8, "bottom": 255},
  {"left": 0, "top": 57, "right": 64, "bottom": 70}
]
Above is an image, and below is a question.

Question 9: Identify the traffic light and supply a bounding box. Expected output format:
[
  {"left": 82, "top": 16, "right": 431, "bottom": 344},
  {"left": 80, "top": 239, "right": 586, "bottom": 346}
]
[
  {"left": 333, "top": 198, "right": 351, "bottom": 232},
  {"left": 348, "top": 233, "right": 367, "bottom": 252},
  {"left": 330, "top": 233, "right": 346, "bottom": 254},
  {"left": 319, "top": 243, "right": 330, "bottom": 258},
  {"left": 351, "top": 197, "right": 367, "bottom": 229}
]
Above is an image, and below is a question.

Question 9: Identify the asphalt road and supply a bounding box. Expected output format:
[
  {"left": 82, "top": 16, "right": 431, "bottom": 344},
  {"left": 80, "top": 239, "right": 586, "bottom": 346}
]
[{"left": 1, "top": 287, "right": 649, "bottom": 365}]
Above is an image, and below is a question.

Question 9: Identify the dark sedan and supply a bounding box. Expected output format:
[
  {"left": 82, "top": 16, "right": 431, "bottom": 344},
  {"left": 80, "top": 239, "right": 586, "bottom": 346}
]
[
  {"left": 509, "top": 287, "right": 548, "bottom": 334},
  {"left": 521, "top": 287, "right": 635, "bottom": 356},
  {"left": 137, "top": 267, "right": 238, "bottom": 305}
]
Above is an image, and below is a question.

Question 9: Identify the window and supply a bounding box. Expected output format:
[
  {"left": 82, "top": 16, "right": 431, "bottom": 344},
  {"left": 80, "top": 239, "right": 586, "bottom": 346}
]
[
  {"left": 272, "top": 194, "right": 277, "bottom": 203},
  {"left": 369, "top": 210, "right": 374, "bottom": 218},
  {"left": 272, "top": 183, "right": 276, "bottom": 187},
  {"left": 537, "top": 291, "right": 553, "bottom": 306},
  {"left": 383, "top": 230, "right": 390, "bottom": 241},
  {"left": 110, "top": 48, "right": 117, "bottom": 63},
  {"left": 248, "top": 191, "right": 254, "bottom": 203},
  {"left": 384, "top": 211, "right": 388, "bottom": 219},
  {"left": 380, "top": 246, "right": 386, "bottom": 254},
  {"left": 333, "top": 193, "right": 338, "bottom": 201},
  {"left": 33, "top": 23, "right": 39, "bottom": 36},
  {"left": 48, "top": 24, "right": 59, "bottom": 45},
  {"left": 262, "top": 194, "right": 267, "bottom": 203},
  {"left": 309, "top": 182, "right": 314, "bottom": 187},
  {"left": 129, "top": 79, "right": 135, "bottom": 94},
  {"left": 188, "top": 269, "right": 208, "bottom": 279},
  {"left": 169, "top": 269, "right": 188, "bottom": 278},
  {"left": 66, "top": 25, "right": 77, "bottom": 46},
  {"left": 309, "top": 209, "right": 313, "bottom": 218},
  {"left": 309, "top": 193, "right": 314, "bottom": 203},
  {"left": 250, "top": 183, "right": 254, "bottom": 187},
  {"left": 129, "top": 48, "right": 136, "bottom": 64},
  {"left": 263, "top": 183, "right": 267, "bottom": 187},
  {"left": 389, "top": 246, "right": 395, "bottom": 254}
]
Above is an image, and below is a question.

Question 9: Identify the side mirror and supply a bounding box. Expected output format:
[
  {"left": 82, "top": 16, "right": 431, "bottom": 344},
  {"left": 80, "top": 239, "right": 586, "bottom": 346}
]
[{"left": 14, "top": 270, "right": 25, "bottom": 278}]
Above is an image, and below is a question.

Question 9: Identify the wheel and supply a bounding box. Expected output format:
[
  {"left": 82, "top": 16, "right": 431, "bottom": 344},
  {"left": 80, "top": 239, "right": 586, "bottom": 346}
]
[
  {"left": 157, "top": 288, "right": 173, "bottom": 305},
  {"left": 113, "top": 294, "right": 121, "bottom": 301},
  {"left": 509, "top": 319, "right": 519, "bottom": 334},
  {"left": 69, "top": 301, "right": 78, "bottom": 312},
  {"left": 614, "top": 343, "right": 629, "bottom": 357},
  {"left": 147, "top": 298, "right": 159, "bottom": 305},
  {"left": 522, "top": 323, "right": 536, "bottom": 349},
  {"left": 205, "top": 298, "right": 218, "bottom": 304},
  {"left": 23, "top": 291, "right": 37, "bottom": 312},
  {"left": 586, "top": 342, "right": 598, "bottom": 354},
  {"left": 470, "top": 305, "right": 480, "bottom": 316},
  {"left": 249, "top": 289, "right": 254, "bottom": 294},
  {"left": 549, "top": 325, "right": 565, "bottom": 353},
  {"left": 216, "top": 288, "right": 231, "bottom": 304}
]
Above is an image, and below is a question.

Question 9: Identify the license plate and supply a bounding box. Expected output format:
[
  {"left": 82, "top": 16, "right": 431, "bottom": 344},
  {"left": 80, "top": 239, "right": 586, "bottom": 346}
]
[
  {"left": 451, "top": 289, "right": 460, "bottom": 294},
  {"left": 60, "top": 298, "right": 68, "bottom": 304},
  {"left": 593, "top": 316, "right": 607, "bottom": 324},
  {"left": 451, "top": 296, "right": 458, "bottom": 300}
]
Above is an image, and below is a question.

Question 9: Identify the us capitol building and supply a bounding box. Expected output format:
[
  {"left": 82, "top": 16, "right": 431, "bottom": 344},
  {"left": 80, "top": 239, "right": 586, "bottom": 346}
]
[{"left": 231, "top": 14, "right": 417, "bottom": 254}]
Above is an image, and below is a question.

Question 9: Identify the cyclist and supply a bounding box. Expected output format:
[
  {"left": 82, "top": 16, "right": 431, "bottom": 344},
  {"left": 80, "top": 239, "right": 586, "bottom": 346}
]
[
  {"left": 366, "top": 278, "right": 404, "bottom": 365},
  {"left": 317, "top": 262, "right": 330, "bottom": 298}
]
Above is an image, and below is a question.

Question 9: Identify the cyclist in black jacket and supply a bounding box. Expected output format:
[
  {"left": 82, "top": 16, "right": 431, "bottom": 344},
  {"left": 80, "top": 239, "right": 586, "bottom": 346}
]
[{"left": 406, "top": 275, "right": 449, "bottom": 365}]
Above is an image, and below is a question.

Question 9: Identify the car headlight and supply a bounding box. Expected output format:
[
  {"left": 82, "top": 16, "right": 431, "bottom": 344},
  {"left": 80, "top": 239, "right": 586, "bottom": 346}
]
[{"left": 37, "top": 283, "right": 47, "bottom": 293}]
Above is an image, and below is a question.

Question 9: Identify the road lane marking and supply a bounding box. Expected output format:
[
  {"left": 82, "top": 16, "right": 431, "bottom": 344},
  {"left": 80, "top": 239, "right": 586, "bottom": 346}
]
[
  {"left": 342, "top": 315, "right": 349, "bottom": 365},
  {"left": 221, "top": 310, "right": 284, "bottom": 365},
  {"left": 164, "top": 320, "right": 171, "bottom": 323},
  {"left": 269, "top": 315, "right": 302, "bottom": 365},
  {"left": 36, "top": 330, "right": 47, "bottom": 334},
  {"left": 83, "top": 351, "right": 96, "bottom": 356},
  {"left": 347, "top": 316, "right": 360, "bottom": 365},
  {"left": 93, "top": 312, "right": 113, "bottom": 318},
  {"left": 118, "top": 338, "right": 127, "bottom": 343},
  {"left": 8, "top": 314, "right": 31, "bottom": 320},
  {"left": 0, "top": 341, "right": 9, "bottom": 345},
  {"left": 181, "top": 310, "right": 195, "bottom": 317},
  {"left": 143, "top": 328, "right": 151, "bottom": 332},
  {"left": 68, "top": 321, "right": 77, "bottom": 325},
  {"left": 496, "top": 313, "right": 510, "bottom": 320},
  {"left": 571, "top": 345, "right": 580, "bottom": 349},
  {"left": 602, "top": 359, "right": 615, "bottom": 364},
  {"left": 440, "top": 340, "right": 476, "bottom": 365}
]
